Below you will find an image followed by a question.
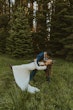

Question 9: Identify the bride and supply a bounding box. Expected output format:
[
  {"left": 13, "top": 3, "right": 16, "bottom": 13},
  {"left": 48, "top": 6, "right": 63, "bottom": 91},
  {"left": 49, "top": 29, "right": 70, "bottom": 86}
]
[{"left": 12, "top": 59, "right": 52, "bottom": 93}]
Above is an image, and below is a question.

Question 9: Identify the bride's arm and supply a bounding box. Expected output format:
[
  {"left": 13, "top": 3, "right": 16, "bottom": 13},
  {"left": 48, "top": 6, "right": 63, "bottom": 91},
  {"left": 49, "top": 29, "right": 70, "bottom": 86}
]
[{"left": 34, "top": 59, "right": 47, "bottom": 70}]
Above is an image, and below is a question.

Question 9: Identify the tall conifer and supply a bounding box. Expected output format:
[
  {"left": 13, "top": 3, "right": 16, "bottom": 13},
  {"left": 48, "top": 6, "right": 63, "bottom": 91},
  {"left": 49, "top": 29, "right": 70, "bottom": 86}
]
[{"left": 6, "top": 7, "right": 33, "bottom": 58}]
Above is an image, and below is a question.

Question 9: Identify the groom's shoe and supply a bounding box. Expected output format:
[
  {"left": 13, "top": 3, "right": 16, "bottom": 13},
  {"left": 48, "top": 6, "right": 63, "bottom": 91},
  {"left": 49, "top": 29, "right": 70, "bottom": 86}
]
[
  {"left": 46, "top": 77, "right": 50, "bottom": 82},
  {"left": 30, "top": 69, "right": 37, "bottom": 81},
  {"left": 9, "top": 64, "right": 12, "bottom": 70}
]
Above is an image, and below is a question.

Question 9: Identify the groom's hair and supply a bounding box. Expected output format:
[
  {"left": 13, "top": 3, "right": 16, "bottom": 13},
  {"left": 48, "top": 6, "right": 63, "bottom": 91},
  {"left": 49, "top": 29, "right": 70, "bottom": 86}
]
[{"left": 47, "top": 51, "right": 53, "bottom": 57}]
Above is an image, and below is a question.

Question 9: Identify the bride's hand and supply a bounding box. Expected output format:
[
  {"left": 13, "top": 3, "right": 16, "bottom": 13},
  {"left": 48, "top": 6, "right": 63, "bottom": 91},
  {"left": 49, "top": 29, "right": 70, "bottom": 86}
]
[
  {"left": 38, "top": 62, "right": 45, "bottom": 66},
  {"left": 34, "top": 59, "right": 36, "bottom": 62}
]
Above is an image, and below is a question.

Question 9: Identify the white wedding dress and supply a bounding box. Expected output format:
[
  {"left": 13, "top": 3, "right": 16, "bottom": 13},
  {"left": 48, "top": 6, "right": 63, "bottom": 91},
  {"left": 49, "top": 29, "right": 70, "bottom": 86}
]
[{"left": 12, "top": 61, "right": 46, "bottom": 93}]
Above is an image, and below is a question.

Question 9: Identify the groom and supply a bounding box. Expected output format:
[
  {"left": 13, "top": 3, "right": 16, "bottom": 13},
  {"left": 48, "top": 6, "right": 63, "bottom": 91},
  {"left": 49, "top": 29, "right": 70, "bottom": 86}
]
[{"left": 30, "top": 51, "right": 52, "bottom": 82}]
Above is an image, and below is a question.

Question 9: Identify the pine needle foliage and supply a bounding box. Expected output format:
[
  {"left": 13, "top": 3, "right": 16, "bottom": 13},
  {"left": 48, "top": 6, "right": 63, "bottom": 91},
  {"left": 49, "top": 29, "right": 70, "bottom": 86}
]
[{"left": 6, "top": 7, "right": 33, "bottom": 58}]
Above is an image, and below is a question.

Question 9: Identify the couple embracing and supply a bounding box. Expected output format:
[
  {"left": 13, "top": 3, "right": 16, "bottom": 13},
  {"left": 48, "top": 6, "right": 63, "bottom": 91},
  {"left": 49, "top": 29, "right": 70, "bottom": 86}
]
[
  {"left": 12, "top": 51, "right": 53, "bottom": 93},
  {"left": 30, "top": 51, "right": 53, "bottom": 82}
]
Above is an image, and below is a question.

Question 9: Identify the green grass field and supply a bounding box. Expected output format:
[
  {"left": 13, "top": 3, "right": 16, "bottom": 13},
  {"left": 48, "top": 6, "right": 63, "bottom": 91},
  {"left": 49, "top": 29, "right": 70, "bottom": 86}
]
[{"left": 0, "top": 55, "right": 73, "bottom": 110}]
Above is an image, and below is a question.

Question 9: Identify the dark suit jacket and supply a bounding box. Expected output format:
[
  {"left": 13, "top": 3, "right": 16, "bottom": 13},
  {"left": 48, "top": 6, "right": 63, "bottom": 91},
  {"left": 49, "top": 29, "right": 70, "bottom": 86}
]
[{"left": 36, "top": 52, "right": 44, "bottom": 64}]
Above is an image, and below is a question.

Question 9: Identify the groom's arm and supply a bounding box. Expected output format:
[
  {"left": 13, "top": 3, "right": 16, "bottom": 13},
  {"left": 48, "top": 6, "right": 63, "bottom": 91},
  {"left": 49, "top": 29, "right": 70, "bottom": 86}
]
[{"left": 36, "top": 52, "right": 44, "bottom": 65}]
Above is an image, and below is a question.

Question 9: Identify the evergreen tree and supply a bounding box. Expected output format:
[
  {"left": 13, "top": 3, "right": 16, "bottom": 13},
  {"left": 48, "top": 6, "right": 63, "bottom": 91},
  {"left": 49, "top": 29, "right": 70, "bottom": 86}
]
[
  {"left": 0, "top": 14, "right": 9, "bottom": 54},
  {"left": 6, "top": 7, "right": 33, "bottom": 58},
  {"left": 62, "top": 1, "right": 73, "bottom": 61},
  {"left": 31, "top": 0, "right": 50, "bottom": 54},
  {"left": 50, "top": 0, "right": 73, "bottom": 61},
  {"left": 50, "top": 0, "right": 70, "bottom": 57}
]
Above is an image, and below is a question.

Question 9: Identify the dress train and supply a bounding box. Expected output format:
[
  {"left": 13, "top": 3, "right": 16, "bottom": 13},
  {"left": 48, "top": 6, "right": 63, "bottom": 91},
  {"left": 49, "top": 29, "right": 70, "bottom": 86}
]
[{"left": 12, "top": 61, "right": 46, "bottom": 93}]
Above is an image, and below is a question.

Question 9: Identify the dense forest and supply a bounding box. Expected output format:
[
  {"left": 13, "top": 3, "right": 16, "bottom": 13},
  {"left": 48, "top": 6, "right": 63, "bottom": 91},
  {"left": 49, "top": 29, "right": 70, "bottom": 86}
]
[
  {"left": 0, "top": 1, "right": 73, "bottom": 109},
  {"left": 0, "top": 0, "right": 73, "bottom": 61}
]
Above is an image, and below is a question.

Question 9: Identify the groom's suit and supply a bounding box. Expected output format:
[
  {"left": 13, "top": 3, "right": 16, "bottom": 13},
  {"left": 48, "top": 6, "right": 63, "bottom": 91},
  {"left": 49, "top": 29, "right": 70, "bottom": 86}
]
[{"left": 30, "top": 52, "right": 45, "bottom": 80}]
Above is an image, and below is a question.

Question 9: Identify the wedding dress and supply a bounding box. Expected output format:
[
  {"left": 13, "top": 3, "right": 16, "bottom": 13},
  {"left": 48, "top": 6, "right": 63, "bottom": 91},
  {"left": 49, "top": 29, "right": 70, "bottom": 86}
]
[{"left": 12, "top": 61, "right": 46, "bottom": 93}]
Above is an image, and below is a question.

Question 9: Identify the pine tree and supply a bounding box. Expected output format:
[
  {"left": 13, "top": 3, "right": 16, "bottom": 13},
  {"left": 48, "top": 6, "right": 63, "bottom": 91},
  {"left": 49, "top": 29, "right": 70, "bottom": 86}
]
[
  {"left": 50, "top": 0, "right": 70, "bottom": 57},
  {"left": 31, "top": 0, "right": 50, "bottom": 54},
  {"left": 62, "top": 1, "right": 73, "bottom": 61},
  {"left": 6, "top": 7, "right": 33, "bottom": 58},
  {"left": 0, "top": 14, "right": 9, "bottom": 54}
]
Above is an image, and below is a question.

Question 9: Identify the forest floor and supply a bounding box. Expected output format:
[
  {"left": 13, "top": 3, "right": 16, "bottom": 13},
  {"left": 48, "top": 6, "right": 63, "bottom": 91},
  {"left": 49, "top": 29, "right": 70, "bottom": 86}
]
[{"left": 0, "top": 55, "right": 73, "bottom": 110}]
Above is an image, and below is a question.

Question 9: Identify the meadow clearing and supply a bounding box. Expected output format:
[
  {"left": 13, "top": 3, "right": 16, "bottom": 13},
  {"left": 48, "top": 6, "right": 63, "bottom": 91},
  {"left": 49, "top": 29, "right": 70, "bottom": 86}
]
[{"left": 0, "top": 55, "right": 73, "bottom": 110}]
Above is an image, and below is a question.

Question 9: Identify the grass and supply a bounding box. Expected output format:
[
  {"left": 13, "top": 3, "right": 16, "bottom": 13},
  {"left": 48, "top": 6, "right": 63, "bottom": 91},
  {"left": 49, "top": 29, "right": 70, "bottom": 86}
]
[{"left": 0, "top": 55, "right": 73, "bottom": 110}]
